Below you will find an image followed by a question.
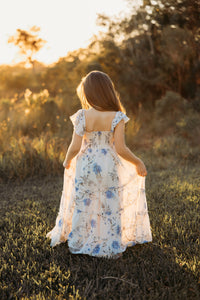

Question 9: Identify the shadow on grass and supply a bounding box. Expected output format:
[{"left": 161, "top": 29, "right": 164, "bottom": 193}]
[
  {"left": 0, "top": 165, "right": 199, "bottom": 299},
  {"left": 50, "top": 240, "right": 199, "bottom": 300}
]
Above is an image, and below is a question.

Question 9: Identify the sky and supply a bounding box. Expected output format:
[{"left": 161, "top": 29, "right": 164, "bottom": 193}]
[{"left": 0, "top": 0, "right": 142, "bottom": 65}]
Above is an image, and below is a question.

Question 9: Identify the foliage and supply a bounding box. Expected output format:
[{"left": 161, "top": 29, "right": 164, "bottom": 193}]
[
  {"left": 0, "top": 86, "right": 200, "bottom": 181},
  {"left": 0, "top": 88, "right": 75, "bottom": 180},
  {"left": 1, "top": 0, "right": 199, "bottom": 112},
  {"left": 155, "top": 91, "right": 190, "bottom": 117},
  {"left": 151, "top": 91, "right": 200, "bottom": 143},
  {"left": 8, "top": 27, "right": 46, "bottom": 68},
  {"left": 96, "top": 0, "right": 199, "bottom": 107}
]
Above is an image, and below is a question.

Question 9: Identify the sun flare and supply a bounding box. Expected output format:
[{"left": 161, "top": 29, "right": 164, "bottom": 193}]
[{"left": 0, "top": 0, "right": 142, "bottom": 66}]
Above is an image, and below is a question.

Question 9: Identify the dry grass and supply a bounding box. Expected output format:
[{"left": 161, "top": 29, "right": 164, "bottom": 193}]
[{"left": 0, "top": 154, "right": 199, "bottom": 299}]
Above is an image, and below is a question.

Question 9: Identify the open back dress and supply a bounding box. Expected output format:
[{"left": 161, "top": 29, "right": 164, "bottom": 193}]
[{"left": 46, "top": 109, "right": 152, "bottom": 258}]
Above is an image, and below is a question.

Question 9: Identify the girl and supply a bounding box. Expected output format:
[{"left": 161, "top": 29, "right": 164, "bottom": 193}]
[{"left": 46, "top": 71, "right": 152, "bottom": 258}]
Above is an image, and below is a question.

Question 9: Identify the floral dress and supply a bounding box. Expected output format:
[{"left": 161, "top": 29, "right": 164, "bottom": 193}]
[{"left": 46, "top": 109, "right": 152, "bottom": 258}]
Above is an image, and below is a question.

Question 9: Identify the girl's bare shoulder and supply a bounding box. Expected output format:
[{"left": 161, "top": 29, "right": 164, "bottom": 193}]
[{"left": 84, "top": 108, "right": 118, "bottom": 132}]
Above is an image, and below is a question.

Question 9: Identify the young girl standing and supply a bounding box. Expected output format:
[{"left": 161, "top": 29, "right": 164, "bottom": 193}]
[{"left": 46, "top": 71, "right": 152, "bottom": 258}]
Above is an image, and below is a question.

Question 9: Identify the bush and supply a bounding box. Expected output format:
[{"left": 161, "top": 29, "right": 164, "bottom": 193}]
[
  {"left": 155, "top": 91, "right": 191, "bottom": 118},
  {"left": 153, "top": 135, "right": 200, "bottom": 163},
  {"left": 152, "top": 91, "right": 200, "bottom": 140},
  {"left": 175, "top": 110, "right": 200, "bottom": 143}
]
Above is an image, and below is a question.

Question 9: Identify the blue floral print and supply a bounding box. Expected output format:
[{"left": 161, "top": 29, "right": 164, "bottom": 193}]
[
  {"left": 105, "top": 211, "right": 111, "bottom": 215},
  {"left": 93, "top": 163, "right": 102, "bottom": 175},
  {"left": 46, "top": 109, "right": 152, "bottom": 258},
  {"left": 116, "top": 225, "right": 121, "bottom": 235},
  {"left": 83, "top": 198, "right": 92, "bottom": 206},
  {"left": 68, "top": 232, "right": 73, "bottom": 238},
  {"left": 101, "top": 148, "right": 107, "bottom": 155},
  {"left": 106, "top": 190, "right": 114, "bottom": 199},
  {"left": 92, "top": 244, "right": 100, "bottom": 254},
  {"left": 112, "top": 241, "right": 120, "bottom": 249},
  {"left": 91, "top": 219, "right": 96, "bottom": 228}
]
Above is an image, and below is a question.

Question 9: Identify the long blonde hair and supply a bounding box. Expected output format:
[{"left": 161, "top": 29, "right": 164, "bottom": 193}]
[{"left": 76, "top": 71, "right": 125, "bottom": 112}]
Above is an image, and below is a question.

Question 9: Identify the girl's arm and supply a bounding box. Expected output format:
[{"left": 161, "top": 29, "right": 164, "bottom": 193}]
[
  {"left": 63, "top": 131, "right": 83, "bottom": 168},
  {"left": 114, "top": 120, "right": 147, "bottom": 176}
]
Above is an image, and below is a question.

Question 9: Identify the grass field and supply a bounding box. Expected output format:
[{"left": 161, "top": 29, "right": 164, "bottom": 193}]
[{"left": 0, "top": 150, "right": 199, "bottom": 299}]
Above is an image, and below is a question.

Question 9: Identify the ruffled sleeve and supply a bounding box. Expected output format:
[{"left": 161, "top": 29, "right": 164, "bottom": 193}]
[
  {"left": 111, "top": 111, "right": 130, "bottom": 132},
  {"left": 69, "top": 109, "right": 85, "bottom": 137}
]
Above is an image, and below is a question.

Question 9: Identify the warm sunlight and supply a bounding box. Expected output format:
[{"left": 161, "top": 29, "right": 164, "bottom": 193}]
[
  {"left": 1, "top": 0, "right": 199, "bottom": 297},
  {"left": 0, "top": 0, "right": 142, "bottom": 65}
]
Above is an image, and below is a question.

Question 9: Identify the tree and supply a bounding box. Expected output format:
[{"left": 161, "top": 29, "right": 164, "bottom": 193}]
[
  {"left": 95, "top": 0, "right": 199, "bottom": 105},
  {"left": 8, "top": 26, "right": 46, "bottom": 68}
]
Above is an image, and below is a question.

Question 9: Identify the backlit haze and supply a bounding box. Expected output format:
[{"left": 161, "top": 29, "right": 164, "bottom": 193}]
[{"left": 0, "top": 0, "right": 142, "bottom": 65}]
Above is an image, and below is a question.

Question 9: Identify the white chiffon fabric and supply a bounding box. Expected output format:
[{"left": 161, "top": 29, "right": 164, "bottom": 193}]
[{"left": 46, "top": 109, "right": 152, "bottom": 258}]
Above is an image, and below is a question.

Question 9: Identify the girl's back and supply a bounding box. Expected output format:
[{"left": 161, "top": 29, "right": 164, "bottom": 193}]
[{"left": 84, "top": 108, "right": 117, "bottom": 132}]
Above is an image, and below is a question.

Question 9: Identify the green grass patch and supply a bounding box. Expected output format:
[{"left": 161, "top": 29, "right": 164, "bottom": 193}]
[{"left": 0, "top": 155, "right": 199, "bottom": 299}]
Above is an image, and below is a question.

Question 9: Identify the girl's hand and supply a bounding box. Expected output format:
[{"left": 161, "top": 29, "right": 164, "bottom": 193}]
[
  {"left": 135, "top": 159, "right": 147, "bottom": 177},
  {"left": 65, "top": 161, "right": 71, "bottom": 169}
]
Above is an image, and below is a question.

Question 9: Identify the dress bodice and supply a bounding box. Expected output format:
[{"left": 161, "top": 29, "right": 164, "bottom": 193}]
[
  {"left": 83, "top": 131, "right": 114, "bottom": 149},
  {"left": 69, "top": 109, "right": 129, "bottom": 138},
  {"left": 63, "top": 109, "right": 129, "bottom": 168}
]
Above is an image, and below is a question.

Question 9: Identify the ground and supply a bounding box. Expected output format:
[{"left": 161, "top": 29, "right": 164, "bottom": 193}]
[{"left": 0, "top": 152, "right": 199, "bottom": 299}]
